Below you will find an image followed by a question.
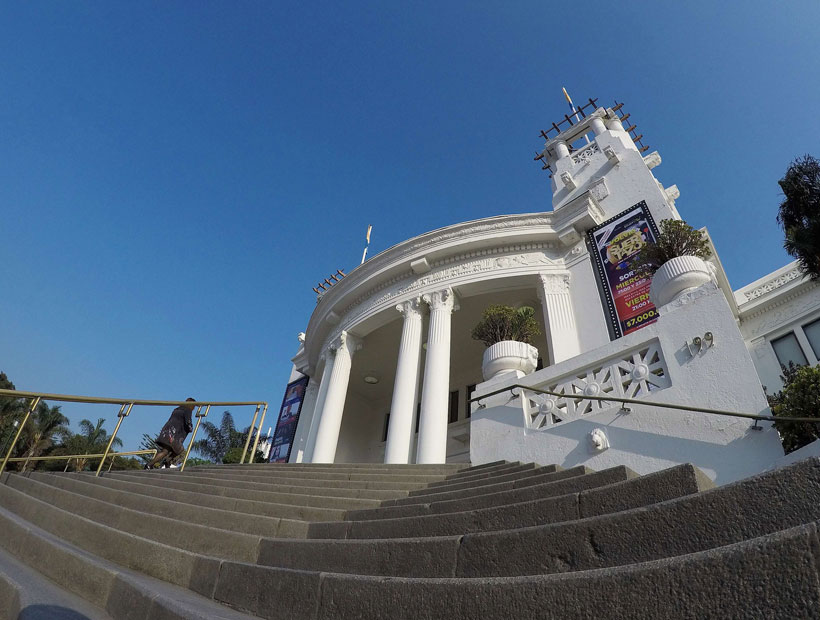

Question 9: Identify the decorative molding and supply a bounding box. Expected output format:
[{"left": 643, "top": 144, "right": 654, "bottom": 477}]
[
  {"left": 589, "top": 177, "right": 609, "bottom": 202},
  {"left": 743, "top": 291, "right": 820, "bottom": 338},
  {"left": 523, "top": 340, "right": 671, "bottom": 430},
  {"left": 539, "top": 273, "right": 571, "bottom": 294},
  {"left": 643, "top": 151, "right": 661, "bottom": 169},
  {"left": 396, "top": 297, "right": 423, "bottom": 320},
  {"left": 742, "top": 267, "right": 803, "bottom": 301},
  {"left": 423, "top": 288, "right": 457, "bottom": 313},
  {"left": 331, "top": 331, "right": 363, "bottom": 356},
  {"left": 571, "top": 142, "right": 600, "bottom": 164}
]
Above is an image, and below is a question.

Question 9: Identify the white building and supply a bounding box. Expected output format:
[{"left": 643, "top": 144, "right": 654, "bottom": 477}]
[{"left": 282, "top": 102, "right": 820, "bottom": 483}]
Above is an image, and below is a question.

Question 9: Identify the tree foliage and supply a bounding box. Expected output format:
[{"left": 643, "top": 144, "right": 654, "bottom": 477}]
[
  {"left": 629, "top": 219, "right": 711, "bottom": 277},
  {"left": 766, "top": 363, "right": 820, "bottom": 454},
  {"left": 777, "top": 154, "right": 820, "bottom": 281},
  {"left": 191, "top": 411, "right": 266, "bottom": 463},
  {"left": 471, "top": 305, "right": 541, "bottom": 348},
  {"left": 58, "top": 417, "right": 123, "bottom": 471}
]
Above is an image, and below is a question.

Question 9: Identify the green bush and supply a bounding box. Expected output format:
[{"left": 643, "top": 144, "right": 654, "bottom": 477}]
[
  {"left": 630, "top": 219, "right": 711, "bottom": 277},
  {"left": 222, "top": 446, "right": 265, "bottom": 464},
  {"left": 471, "top": 305, "right": 541, "bottom": 348},
  {"left": 766, "top": 363, "right": 820, "bottom": 454}
]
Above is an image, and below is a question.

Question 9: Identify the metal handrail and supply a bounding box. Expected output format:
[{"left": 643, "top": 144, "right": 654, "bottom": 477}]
[
  {"left": 0, "top": 389, "right": 268, "bottom": 476},
  {"left": 3, "top": 450, "right": 158, "bottom": 474},
  {"left": 468, "top": 383, "right": 820, "bottom": 424}
]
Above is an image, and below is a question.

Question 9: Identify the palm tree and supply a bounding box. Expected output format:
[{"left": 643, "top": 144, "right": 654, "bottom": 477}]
[
  {"left": 60, "top": 418, "right": 123, "bottom": 471},
  {"left": 192, "top": 411, "right": 267, "bottom": 463},
  {"left": 777, "top": 155, "right": 820, "bottom": 280},
  {"left": 18, "top": 402, "right": 70, "bottom": 471}
]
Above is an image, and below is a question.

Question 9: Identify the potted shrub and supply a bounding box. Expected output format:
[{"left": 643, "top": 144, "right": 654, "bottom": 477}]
[
  {"left": 630, "top": 219, "right": 713, "bottom": 307},
  {"left": 471, "top": 305, "right": 541, "bottom": 381}
]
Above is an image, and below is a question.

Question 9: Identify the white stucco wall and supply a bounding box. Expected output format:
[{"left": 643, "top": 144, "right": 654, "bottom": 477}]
[{"left": 470, "top": 282, "right": 785, "bottom": 485}]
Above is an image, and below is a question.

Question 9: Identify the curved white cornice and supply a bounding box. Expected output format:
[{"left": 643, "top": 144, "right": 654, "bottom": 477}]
[{"left": 302, "top": 201, "right": 604, "bottom": 371}]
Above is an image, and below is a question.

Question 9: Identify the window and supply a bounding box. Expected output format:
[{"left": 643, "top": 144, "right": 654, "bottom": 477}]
[
  {"left": 804, "top": 318, "right": 820, "bottom": 359},
  {"left": 771, "top": 332, "right": 808, "bottom": 368},
  {"left": 467, "top": 384, "right": 477, "bottom": 418},
  {"left": 448, "top": 390, "right": 459, "bottom": 423},
  {"left": 382, "top": 412, "right": 390, "bottom": 443},
  {"left": 415, "top": 402, "right": 421, "bottom": 433}
]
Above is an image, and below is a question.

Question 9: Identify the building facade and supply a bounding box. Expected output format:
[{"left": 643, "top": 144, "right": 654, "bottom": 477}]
[{"left": 282, "top": 103, "right": 820, "bottom": 475}]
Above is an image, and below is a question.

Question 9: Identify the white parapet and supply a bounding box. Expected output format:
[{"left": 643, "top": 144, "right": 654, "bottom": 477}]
[{"left": 470, "top": 281, "right": 785, "bottom": 485}]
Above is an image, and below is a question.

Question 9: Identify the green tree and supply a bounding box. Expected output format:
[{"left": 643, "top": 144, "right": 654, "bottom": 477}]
[
  {"left": 17, "top": 402, "right": 70, "bottom": 471},
  {"left": 59, "top": 418, "right": 123, "bottom": 471},
  {"left": 192, "top": 411, "right": 267, "bottom": 463},
  {"left": 777, "top": 155, "right": 820, "bottom": 281},
  {"left": 766, "top": 363, "right": 820, "bottom": 454},
  {"left": 471, "top": 305, "right": 541, "bottom": 347}
]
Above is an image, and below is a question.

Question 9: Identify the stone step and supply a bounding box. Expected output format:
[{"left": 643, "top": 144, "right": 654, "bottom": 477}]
[
  {"left": 265, "top": 465, "right": 709, "bottom": 577},
  {"left": 25, "top": 471, "right": 331, "bottom": 533},
  {"left": 189, "top": 463, "right": 466, "bottom": 477},
  {"left": 437, "top": 460, "right": 515, "bottom": 479},
  {"left": 102, "top": 471, "right": 392, "bottom": 506},
  {"left": 307, "top": 523, "right": 820, "bottom": 619},
  {"left": 2, "top": 473, "right": 264, "bottom": 562},
  {"left": 345, "top": 465, "right": 633, "bottom": 521},
  {"left": 37, "top": 472, "right": 321, "bottom": 536},
  {"left": 163, "top": 467, "right": 450, "bottom": 484},
  {"left": 402, "top": 463, "right": 560, "bottom": 497},
  {"left": 421, "top": 462, "right": 536, "bottom": 488},
  {"left": 119, "top": 469, "right": 427, "bottom": 493},
  {"left": 308, "top": 466, "right": 649, "bottom": 540},
  {"left": 381, "top": 465, "right": 592, "bottom": 508},
  {"left": 200, "top": 462, "right": 468, "bottom": 473},
  {"left": 0, "top": 502, "right": 258, "bottom": 619},
  {"left": 0, "top": 545, "right": 113, "bottom": 619},
  {"left": 203, "top": 521, "right": 820, "bottom": 618}
]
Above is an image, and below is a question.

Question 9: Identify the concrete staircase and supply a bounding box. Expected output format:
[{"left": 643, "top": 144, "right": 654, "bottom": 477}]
[{"left": 0, "top": 458, "right": 819, "bottom": 618}]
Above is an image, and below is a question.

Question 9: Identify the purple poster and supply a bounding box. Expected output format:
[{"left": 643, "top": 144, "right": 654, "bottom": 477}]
[
  {"left": 588, "top": 202, "right": 661, "bottom": 339},
  {"left": 269, "top": 375, "right": 309, "bottom": 463}
]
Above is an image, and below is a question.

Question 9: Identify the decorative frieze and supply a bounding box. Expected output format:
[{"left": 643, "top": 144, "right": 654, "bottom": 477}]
[{"left": 743, "top": 268, "right": 803, "bottom": 301}]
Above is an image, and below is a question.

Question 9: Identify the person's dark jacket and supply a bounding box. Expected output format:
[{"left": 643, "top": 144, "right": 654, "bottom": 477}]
[{"left": 156, "top": 406, "right": 194, "bottom": 455}]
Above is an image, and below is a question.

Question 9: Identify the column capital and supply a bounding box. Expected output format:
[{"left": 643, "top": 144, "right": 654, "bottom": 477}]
[
  {"left": 396, "top": 297, "right": 424, "bottom": 319},
  {"left": 538, "top": 272, "right": 571, "bottom": 294},
  {"left": 422, "top": 288, "right": 458, "bottom": 312},
  {"left": 330, "top": 330, "right": 362, "bottom": 356}
]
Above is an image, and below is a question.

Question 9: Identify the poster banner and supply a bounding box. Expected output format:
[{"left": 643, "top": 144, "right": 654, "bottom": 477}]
[
  {"left": 588, "top": 201, "right": 660, "bottom": 339},
  {"left": 268, "top": 375, "right": 309, "bottom": 463}
]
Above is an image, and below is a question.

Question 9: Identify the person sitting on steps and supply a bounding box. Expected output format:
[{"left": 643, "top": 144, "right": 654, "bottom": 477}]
[{"left": 144, "top": 398, "right": 196, "bottom": 469}]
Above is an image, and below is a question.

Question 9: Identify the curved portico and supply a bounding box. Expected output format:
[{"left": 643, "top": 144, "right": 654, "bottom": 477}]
[{"left": 291, "top": 204, "right": 611, "bottom": 464}]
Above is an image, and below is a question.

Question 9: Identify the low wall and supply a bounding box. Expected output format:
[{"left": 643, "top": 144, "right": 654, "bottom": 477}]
[{"left": 470, "top": 283, "right": 784, "bottom": 485}]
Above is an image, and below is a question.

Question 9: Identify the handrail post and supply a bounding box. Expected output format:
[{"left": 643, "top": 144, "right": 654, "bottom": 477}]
[
  {"left": 95, "top": 403, "right": 132, "bottom": 477},
  {"left": 181, "top": 405, "right": 209, "bottom": 472},
  {"left": 249, "top": 404, "right": 269, "bottom": 464},
  {"left": 239, "top": 404, "right": 261, "bottom": 465},
  {"left": 0, "top": 397, "right": 40, "bottom": 476}
]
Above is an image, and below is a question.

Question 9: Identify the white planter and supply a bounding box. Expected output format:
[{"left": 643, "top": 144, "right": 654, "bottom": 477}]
[
  {"left": 482, "top": 340, "right": 539, "bottom": 381},
  {"left": 650, "top": 255, "right": 713, "bottom": 307}
]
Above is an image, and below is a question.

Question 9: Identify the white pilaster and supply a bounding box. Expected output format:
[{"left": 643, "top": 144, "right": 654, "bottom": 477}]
[
  {"left": 384, "top": 298, "right": 424, "bottom": 464},
  {"left": 311, "top": 331, "right": 361, "bottom": 463},
  {"left": 417, "top": 288, "right": 457, "bottom": 464},
  {"left": 290, "top": 378, "right": 319, "bottom": 462},
  {"left": 303, "top": 353, "right": 333, "bottom": 462},
  {"left": 537, "top": 273, "right": 581, "bottom": 364}
]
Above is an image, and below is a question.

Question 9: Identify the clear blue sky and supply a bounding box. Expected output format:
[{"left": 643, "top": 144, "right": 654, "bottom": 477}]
[{"left": 2, "top": 1, "right": 819, "bottom": 451}]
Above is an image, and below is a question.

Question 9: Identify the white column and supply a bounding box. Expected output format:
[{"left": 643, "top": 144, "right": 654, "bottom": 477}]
[
  {"left": 291, "top": 379, "right": 319, "bottom": 463},
  {"left": 303, "top": 352, "right": 334, "bottom": 462},
  {"left": 311, "top": 331, "right": 361, "bottom": 463},
  {"left": 384, "top": 298, "right": 424, "bottom": 464},
  {"left": 537, "top": 273, "right": 581, "bottom": 365},
  {"left": 590, "top": 117, "right": 607, "bottom": 136},
  {"left": 417, "top": 289, "right": 457, "bottom": 464}
]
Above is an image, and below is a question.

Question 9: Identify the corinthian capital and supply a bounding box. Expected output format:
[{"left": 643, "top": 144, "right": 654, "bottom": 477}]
[
  {"left": 422, "top": 288, "right": 458, "bottom": 312},
  {"left": 330, "top": 330, "right": 363, "bottom": 356},
  {"left": 539, "top": 273, "right": 571, "bottom": 294},
  {"left": 396, "top": 297, "right": 424, "bottom": 319}
]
